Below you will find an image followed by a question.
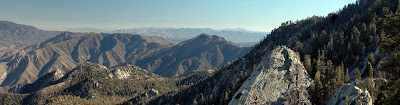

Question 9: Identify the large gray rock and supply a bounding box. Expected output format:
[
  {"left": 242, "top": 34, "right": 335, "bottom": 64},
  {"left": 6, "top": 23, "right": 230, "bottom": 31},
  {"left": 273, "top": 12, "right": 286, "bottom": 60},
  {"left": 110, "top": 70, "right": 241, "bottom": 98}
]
[
  {"left": 229, "top": 46, "right": 313, "bottom": 105},
  {"left": 328, "top": 81, "right": 373, "bottom": 105}
]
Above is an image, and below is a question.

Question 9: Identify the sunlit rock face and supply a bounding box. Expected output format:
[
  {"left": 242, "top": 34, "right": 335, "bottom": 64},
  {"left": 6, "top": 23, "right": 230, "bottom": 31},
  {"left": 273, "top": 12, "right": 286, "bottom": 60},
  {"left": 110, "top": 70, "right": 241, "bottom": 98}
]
[{"left": 229, "top": 46, "right": 313, "bottom": 105}]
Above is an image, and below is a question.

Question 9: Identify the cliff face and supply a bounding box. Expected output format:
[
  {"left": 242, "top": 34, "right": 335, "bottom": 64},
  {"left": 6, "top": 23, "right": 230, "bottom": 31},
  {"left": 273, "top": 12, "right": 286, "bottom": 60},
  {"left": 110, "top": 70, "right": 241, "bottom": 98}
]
[{"left": 229, "top": 46, "right": 313, "bottom": 105}]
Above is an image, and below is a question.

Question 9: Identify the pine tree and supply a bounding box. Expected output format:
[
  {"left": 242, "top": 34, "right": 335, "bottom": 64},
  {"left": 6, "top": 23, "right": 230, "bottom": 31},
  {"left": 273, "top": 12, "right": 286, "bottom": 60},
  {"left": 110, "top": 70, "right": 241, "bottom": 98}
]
[
  {"left": 354, "top": 68, "right": 362, "bottom": 81},
  {"left": 340, "top": 63, "right": 345, "bottom": 85},
  {"left": 295, "top": 41, "right": 303, "bottom": 52},
  {"left": 325, "top": 60, "right": 335, "bottom": 103},
  {"left": 368, "top": 52, "right": 375, "bottom": 66},
  {"left": 320, "top": 30, "right": 329, "bottom": 46},
  {"left": 303, "top": 55, "right": 313, "bottom": 76},
  {"left": 345, "top": 68, "right": 350, "bottom": 83},
  {"left": 344, "top": 43, "right": 354, "bottom": 66},
  {"left": 316, "top": 59, "right": 325, "bottom": 80},
  {"left": 335, "top": 63, "right": 345, "bottom": 88},
  {"left": 368, "top": 62, "right": 374, "bottom": 78},
  {"left": 337, "top": 31, "right": 345, "bottom": 56},
  {"left": 356, "top": 55, "right": 360, "bottom": 63},
  {"left": 352, "top": 26, "right": 361, "bottom": 45},
  {"left": 314, "top": 70, "right": 324, "bottom": 105}
]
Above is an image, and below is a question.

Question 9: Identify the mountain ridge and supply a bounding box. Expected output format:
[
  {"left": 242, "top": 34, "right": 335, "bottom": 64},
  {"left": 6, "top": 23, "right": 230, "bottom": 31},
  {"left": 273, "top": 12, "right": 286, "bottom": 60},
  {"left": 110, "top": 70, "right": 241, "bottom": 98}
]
[
  {"left": 135, "top": 33, "right": 250, "bottom": 77},
  {"left": 0, "top": 32, "right": 249, "bottom": 93},
  {"left": 0, "top": 32, "right": 174, "bottom": 92},
  {"left": 112, "top": 27, "right": 268, "bottom": 47}
]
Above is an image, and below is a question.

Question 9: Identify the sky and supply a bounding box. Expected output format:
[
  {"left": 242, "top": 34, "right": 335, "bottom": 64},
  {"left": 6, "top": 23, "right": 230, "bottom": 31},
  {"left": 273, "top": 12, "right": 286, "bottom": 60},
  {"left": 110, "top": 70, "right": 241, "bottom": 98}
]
[{"left": 0, "top": 0, "right": 356, "bottom": 32}]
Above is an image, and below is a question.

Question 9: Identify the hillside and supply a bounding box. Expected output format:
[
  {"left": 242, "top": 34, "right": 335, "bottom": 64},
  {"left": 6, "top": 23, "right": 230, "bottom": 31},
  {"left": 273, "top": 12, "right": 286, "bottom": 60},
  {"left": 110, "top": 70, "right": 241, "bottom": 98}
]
[
  {"left": 0, "top": 32, "right": 174, "bottom": 93},
  {"left": 7, "top": 62, "right": 211, "bottom": 104},
  {"left": 146, "top": 0, "right": 399, "bottom": 104},
  {"left": 135, "top": 34, "right": 251, "bottom": 77},
  {"left": 113, "top": 28, "right": 268, "bottom": 47},
  {"left": 0, "top": 21, "right": 61, "bottom": 55},
  {"left": 147, "top": 46, "right": 310, "bottom": 104}
]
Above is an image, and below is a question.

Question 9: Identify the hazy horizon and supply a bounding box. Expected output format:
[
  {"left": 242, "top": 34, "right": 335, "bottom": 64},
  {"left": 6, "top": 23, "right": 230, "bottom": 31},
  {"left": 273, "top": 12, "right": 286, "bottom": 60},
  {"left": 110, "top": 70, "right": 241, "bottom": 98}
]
[{"left": 0, "top": 0, "right": 356, "bottom": 32}]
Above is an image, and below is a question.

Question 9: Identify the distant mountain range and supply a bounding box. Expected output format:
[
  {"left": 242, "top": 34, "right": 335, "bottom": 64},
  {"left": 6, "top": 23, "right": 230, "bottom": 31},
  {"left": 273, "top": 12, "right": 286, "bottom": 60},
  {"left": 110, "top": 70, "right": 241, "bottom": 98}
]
[
  {"left": 67, "top": 27, "right": 267, "bottom": 47},
  {"left": 113, "top": 28, "right": 268, "bottom": 47},
  {"left": 66, "top": 28, "right": 112, "bottom": 33}
]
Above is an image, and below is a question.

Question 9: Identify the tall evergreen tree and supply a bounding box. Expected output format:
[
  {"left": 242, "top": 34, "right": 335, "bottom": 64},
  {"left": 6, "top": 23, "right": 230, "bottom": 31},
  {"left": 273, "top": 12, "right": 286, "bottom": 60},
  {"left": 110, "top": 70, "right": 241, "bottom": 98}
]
[
  {"left": 314, "top": 70, "right": 324, "bottom": 105},
  {"left": 345, "top": 68, "right": 350, "bottom": 83},
  {"left": 368, "top": 52, "right": 375, "bottom": 66},
  {"left": 344, "top": 43, "right": 354, "bottom": 66},
  {"left": 303, "top": 55, "right": 313, "bottom": 76},
  {"left": 355, "top": 68, "right": 362, "bottom": 81},
  {"left": 335, "top": 63, "right": 345, "bottom": 88},
  {"left": 325, "top": 60, "right": 335, "bottom": 103}
]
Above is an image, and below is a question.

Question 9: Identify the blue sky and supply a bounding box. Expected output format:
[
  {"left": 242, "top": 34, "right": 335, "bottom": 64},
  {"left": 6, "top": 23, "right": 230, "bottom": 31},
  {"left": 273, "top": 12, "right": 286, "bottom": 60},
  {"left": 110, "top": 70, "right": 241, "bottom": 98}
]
[{"left": 0, "top": 0, "right": 356, "bottom": 32}]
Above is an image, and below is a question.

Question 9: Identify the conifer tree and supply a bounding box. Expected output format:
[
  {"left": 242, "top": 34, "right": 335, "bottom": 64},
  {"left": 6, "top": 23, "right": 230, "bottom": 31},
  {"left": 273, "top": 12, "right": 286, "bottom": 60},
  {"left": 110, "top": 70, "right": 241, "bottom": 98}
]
[
  {"left": 314, "top": 70, "right": 324, "bottom": 105},
  {"left": 303, "top": 55, "right": 313, "bottom": 75},
  {"left": 344, "top": 43, "right": 354, "bottom": 66},
  {"left": 368, "top": 62, "right": 374, "bottom": 78},
  {"left": 368, "top": 52, "right": 375, "bottom": 66},
  {"left": 325, "top": 60, "right": 335, "bottom": 103},
  {"left": 354, "top": 68, "right": 362, "bottom": 81},
  {"left": 335, "top": 63, "right": 345, "bottom": 88},
  {"left": 345, "top": 68, "right": 350, "bottom": 83}
]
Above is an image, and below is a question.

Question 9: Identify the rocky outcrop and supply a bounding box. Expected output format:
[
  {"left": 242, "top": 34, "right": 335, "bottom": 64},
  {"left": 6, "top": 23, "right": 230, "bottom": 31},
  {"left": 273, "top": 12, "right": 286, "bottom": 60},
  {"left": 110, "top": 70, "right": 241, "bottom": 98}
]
[
  {"left": 108, "top": 69, "right": 131, "bottom": 79},
  {"left": 328, "top": 81, "right": 373, "bottom": 105},
  {"left": 229, "top": 46, "right": 313, "bottom": 105}
]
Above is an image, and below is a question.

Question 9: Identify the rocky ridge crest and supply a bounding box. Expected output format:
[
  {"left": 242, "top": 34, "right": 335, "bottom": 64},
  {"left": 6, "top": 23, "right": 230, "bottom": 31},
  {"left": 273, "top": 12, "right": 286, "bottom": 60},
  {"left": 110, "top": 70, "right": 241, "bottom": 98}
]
[{"left": 229, "top": 46, "right": 313, "bottom": 105}]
